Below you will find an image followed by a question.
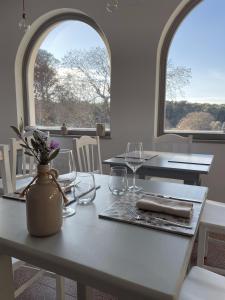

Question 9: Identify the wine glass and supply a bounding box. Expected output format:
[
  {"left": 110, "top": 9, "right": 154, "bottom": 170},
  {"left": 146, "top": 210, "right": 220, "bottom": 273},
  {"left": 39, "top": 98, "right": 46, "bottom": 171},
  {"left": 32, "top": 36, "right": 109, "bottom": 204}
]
[
  {"left": 125, "top": 142, "right": 144, "bottom": 193},
  {"left": 51, "top": 149, "right": 77, "bottom": 217}
]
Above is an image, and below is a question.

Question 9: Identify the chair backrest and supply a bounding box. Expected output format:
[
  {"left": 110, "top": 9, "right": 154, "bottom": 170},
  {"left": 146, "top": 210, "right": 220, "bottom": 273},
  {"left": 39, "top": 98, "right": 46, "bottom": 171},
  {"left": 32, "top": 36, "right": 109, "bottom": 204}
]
[
  {"left": 0, "top": 144, "right": 13, "bottom": 194},
  {"left": 152, "top": 134, "right": 192, "bottom": 153},
  {"left": 10, "top": 131, "right": 49, "bottom": 192},
  {"left": 73, "top": 136, "right": 102, "bottom": 173}
]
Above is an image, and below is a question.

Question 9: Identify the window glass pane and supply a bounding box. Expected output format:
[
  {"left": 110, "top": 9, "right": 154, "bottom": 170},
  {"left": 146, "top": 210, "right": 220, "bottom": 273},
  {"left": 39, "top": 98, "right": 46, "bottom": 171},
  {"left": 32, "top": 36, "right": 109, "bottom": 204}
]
[
  {"left": 33, "top": 20, "right": 110, "bottom": 130},
  {"left": 165, "top": 0, "right": 225, "bottom": 133}
]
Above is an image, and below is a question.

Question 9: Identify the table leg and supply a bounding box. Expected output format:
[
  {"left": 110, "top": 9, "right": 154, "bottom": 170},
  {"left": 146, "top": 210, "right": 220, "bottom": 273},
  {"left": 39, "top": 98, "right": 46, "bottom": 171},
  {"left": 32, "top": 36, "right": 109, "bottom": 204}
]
[
  {"left": 56, "top": 275, "right": 65, "bottom": 300},
  {"left": 0, "top": 254, "right": 15, "bottom": 299}
]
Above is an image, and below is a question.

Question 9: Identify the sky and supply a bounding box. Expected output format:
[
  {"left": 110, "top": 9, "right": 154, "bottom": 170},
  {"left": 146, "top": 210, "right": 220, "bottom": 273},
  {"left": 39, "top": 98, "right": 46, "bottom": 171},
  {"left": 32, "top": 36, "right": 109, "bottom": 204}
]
[
  {"left": 41, "top": 0, "right": 225, "bottom": 104},
  {"left": 41, "top": 20, "right": 105, "bottom": 59},
  {"left": 168, "top": 0, "right": 225, "bottom": 103}
]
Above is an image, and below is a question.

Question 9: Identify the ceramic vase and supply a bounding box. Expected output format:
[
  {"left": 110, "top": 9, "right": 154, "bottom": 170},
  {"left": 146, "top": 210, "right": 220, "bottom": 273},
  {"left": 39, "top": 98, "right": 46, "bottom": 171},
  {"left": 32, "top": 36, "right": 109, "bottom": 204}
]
[{"left": 26, "top": 164, "right": 62, "bottom": 237}]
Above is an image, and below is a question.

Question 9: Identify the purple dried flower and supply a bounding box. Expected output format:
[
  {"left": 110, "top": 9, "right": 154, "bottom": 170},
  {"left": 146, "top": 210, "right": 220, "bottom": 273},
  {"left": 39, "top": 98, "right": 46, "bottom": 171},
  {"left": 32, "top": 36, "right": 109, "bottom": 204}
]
[{"left": 49, "top": 140, "right": 60, "bottom": 150}]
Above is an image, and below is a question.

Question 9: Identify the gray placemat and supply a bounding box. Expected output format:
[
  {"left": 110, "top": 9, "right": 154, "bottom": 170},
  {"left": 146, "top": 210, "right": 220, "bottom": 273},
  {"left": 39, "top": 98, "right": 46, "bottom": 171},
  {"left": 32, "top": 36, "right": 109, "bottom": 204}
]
[
  {"left": 99, "top": 196, "right": 202, "bottom": 236},
  {"left": 116, "top": 152, "right": 158, "bottom": 161}
]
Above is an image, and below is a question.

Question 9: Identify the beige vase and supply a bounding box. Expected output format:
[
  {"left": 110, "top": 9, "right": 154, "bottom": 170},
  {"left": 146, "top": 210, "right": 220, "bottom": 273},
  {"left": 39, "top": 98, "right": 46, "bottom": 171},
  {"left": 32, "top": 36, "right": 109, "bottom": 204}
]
[{"left": 26, "top": 164, "right": 63, "bottom": 237}]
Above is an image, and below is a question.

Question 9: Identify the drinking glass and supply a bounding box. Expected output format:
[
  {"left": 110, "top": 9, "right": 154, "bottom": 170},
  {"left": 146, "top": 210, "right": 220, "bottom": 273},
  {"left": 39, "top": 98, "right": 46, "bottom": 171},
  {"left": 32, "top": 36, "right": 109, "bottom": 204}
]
[
  {"left": 125, "top": 142, "right": 144, "bottom": 193},
  {"left": 51, "top": 149, "right": 77, "bottom": 217},
  {"left": 75, "top": 173, "right": 96, "bottom": 205},
  {"left": 109, "top": 166, "right": 128, "bottom": 196}
]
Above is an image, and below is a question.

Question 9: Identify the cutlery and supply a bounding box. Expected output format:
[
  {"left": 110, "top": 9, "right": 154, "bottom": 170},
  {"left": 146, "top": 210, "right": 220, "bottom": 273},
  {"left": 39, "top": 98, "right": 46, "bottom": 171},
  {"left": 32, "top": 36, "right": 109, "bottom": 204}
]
[
  {"left": 63, "top": 180, "right": 80, "bottom": 193},
  {"left": 168, "top": 160, "right": 210, "bottom": 166},
  {"left": 141, "top": 192, "right": 202, "bottom": 204},
  {"left": 65, "top": 185, "right": 101, "bottom": 206},
  {"left": 134, "top": 214, "right": 192, "bottom": 229}
]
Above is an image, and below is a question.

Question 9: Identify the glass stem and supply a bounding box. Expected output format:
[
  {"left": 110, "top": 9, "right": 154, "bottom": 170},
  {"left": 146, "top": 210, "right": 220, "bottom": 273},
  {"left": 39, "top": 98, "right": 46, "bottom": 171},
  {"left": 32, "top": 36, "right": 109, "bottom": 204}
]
[{"left": 133, "top": 171, "right": 136, "bottom": 192}]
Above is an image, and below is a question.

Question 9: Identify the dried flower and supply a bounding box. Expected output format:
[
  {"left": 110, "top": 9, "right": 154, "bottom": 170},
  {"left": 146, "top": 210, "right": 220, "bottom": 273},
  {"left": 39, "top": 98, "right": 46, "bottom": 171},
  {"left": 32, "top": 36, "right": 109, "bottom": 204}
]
[
  {"left": 49, "top": 140, "right": 60, "bottom": 150},
  {"left": 11, "top": 124, "right": 60, "bottom": 165}
]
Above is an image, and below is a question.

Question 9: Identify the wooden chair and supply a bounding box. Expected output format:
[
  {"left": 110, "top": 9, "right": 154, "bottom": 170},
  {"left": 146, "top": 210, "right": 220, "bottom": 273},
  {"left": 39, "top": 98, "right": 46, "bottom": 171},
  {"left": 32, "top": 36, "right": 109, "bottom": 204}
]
[
  {"left": 152, "top": 134, "right": 192, "bottom": 153},
  {"left": 197, "top": 200, "right": 225, "bottom": 275},
  {"left": 151, "top": 134, "right": 192, "bottom": 183},
  {"left": 0, "top": 144, "right": 13, "bottom": 194},
  {"left": 178, "top": 266, "right": 225, "bottom": 299},
  {"left": 73, "top": 136, "right": 102, "bottom": 173}
]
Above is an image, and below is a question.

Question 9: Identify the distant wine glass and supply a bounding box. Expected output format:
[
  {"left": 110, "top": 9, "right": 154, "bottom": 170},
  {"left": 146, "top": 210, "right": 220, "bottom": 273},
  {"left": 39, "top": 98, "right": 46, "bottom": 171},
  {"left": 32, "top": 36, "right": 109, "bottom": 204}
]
[
  {"left": 125, "top": 142, "right": 144, "bottom": 193},
  {"left": 51, "top": 149, "right": 77, "bottom": 217}
]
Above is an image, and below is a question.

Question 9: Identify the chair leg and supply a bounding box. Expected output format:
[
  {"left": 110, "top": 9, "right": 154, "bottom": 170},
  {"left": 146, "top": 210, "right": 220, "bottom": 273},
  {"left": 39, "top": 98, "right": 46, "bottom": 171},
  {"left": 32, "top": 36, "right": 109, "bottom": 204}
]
[
  {"left": 0, "top": 255, "right": 14, "bottom": 300},
  {"left": 56, "top": 275, "right": 65, "bottom": 300},
  {"left": 15, "top": 270, "right": 45, "bottom": 298},
  {"left": 197, "top": 225, "right": 207, "bottom": 267},
  {"left": 205, "top": 231, "right": 209, "bottom": 259}
]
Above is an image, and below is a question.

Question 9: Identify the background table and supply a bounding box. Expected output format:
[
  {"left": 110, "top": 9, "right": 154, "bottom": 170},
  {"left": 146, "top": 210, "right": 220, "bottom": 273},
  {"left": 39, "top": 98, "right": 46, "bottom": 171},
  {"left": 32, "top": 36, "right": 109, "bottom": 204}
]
[
  {"left": 103, "top": 151, "right": 214, "bottom": 185},
  {"left": 0, "top": 174, "right": 208, "bottom": 300}
]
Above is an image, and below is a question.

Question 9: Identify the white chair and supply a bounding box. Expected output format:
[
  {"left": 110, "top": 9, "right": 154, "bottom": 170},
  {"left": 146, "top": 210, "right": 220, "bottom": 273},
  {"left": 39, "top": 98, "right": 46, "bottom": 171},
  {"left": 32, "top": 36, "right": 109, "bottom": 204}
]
[
  {"left": 0, "top": 144, "right": 13, "bottom": 194},
  {"left": 178, "top": 266, "right": 225, "bottom": 300},
  {"left": 12, "top": 258, "right": 64, "bottom": 299},
  {"left": 197, "top": 199, "right": 225, "bottom": 275},
  {"left": 10, "top": 131, "right": 49, "bottom": 192},
  {"left": 7, "top": 134, "right": 65, "bottom": 298},
  {"left": 152, "top": 134, "right": 192, "bottom": 153},
  {"left": 73, "top": 135, "right": 102, "bottom": 173},
  {"left": 151, "top": 134, "right": 192, "bottom": 183}
]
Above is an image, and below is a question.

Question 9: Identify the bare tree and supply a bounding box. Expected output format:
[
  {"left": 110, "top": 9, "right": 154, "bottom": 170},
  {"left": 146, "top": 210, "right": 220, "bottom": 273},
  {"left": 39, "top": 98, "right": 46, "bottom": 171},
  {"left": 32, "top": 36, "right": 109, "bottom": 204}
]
[
  {"left": 62, "top": 47, "right": 110, "bottom": 121},
  {"left": 34, "top": 49, "right": 59, "bottom": 103},
  {"left": 166, "top": 60, "right": 192, "bottom": 101}
]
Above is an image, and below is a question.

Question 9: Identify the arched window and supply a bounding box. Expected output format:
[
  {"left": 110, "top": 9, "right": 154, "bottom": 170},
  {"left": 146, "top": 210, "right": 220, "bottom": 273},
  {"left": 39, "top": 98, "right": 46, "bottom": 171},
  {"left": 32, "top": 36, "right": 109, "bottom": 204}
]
[
  {"left": 24, "top": 14, "right": 110, "bottom": 134},
  {"left": 158, "top": 0, "right": 225, "bottom": 140}
]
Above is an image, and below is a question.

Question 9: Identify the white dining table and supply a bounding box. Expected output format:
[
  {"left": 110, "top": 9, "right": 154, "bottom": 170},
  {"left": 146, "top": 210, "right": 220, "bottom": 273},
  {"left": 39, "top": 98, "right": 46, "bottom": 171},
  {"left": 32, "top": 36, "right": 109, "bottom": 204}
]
[{"left": 0, "top": 174, "right": 208, "bottom": 300}]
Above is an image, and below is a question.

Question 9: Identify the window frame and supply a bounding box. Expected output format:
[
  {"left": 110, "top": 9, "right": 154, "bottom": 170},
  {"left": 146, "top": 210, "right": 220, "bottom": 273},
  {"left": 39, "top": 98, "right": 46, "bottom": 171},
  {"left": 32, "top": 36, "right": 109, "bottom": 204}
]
[
  {"left": 22, "top": 12, "right": 111, "bottom": 136},
  {"left": 157, "top": 0, "right": 225, "bottom": 142}
]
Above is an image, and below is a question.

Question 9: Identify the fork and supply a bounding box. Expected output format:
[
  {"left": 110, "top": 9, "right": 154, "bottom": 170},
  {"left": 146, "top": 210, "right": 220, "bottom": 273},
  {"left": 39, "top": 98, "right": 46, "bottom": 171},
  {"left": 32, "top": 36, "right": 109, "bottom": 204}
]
[
  {"left": 128, "top": 208, "right": 192, "bottom": 229},
  {"left": 135, "top": 214, "right": 192, "bottom": 229}
]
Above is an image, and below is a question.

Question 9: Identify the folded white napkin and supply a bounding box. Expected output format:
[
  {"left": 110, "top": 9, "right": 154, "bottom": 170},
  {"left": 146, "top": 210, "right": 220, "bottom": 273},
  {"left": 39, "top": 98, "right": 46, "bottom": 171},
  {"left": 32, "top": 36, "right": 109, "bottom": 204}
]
[{"left": 136, "top": 196, "right": 193, "bottom": 218}]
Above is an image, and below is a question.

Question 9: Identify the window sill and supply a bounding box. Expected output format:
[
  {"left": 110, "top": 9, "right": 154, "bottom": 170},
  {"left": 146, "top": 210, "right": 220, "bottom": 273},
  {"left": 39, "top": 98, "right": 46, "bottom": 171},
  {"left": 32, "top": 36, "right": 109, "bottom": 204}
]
[
  {"left": 162, "top": 130, "right": 225, "bottom": 143},
  {"left": 34, "top": 128, "right": 111, "bottom": 139},
  {"left": 50, "top": 133, "right": 111, "bottom": 139}
]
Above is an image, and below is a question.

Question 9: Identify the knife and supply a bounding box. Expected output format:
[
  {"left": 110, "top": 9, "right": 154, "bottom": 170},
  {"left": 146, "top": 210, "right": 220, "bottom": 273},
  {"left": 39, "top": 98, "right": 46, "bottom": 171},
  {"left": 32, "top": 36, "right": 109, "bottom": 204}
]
[
  {"left": 168, "top": 160, "right": 210, "bottom": 166},
  {"left": 142, "top": 192, "right": 202, "bottom": 203},
  {"left": 65, "top": 185, "right": 101, "bottom": 206}
]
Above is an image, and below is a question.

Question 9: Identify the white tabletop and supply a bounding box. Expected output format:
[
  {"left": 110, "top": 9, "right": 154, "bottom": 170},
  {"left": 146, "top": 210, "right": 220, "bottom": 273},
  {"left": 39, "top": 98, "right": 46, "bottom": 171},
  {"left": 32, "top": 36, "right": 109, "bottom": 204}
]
[{"left": 0, "top": 175, "right": 208, "bottom": 300}]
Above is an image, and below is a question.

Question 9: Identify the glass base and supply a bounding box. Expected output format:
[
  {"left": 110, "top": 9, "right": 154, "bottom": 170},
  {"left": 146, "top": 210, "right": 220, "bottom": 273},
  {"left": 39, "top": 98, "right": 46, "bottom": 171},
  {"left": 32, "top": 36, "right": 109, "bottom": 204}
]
[
  {"left": 77, "top": 198, "right": 94, "bottom": 205},
  {"left": 111, "top": 189, "right": 127, "bottom": 196},
  {"left": 128, "top": 185, "right": 143, "bottom": 193},
  {"left": 63, "top": 207, "right": 76, "bottom": 218}
]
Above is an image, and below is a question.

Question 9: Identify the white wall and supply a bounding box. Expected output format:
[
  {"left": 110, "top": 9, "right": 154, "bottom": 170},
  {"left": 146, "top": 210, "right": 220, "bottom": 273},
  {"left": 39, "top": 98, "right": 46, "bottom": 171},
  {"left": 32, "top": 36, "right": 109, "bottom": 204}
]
[{"left": 0, "top": 0, "right": 225, "bottom": 202}]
